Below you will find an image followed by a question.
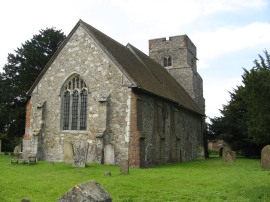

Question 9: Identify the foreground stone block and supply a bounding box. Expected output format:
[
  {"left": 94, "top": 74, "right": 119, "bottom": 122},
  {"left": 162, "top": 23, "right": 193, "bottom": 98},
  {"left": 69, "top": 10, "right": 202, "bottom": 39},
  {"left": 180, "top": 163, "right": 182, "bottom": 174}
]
[
  {"left": 73, "top": 140, "right": 89, "bottom": 167},
  {"left": 261, "top": 145, "right": 270, "bottom": 170},
  {"left": 58, "top": 181, "right": 112, "bottom": 202}
]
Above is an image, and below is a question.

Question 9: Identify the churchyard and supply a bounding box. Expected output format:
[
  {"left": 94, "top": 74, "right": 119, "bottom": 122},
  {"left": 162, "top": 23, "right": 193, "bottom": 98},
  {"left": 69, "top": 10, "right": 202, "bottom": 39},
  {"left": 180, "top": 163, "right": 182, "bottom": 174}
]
[{"left": 0, "top": 154, "right": 269, "bottom": 202}]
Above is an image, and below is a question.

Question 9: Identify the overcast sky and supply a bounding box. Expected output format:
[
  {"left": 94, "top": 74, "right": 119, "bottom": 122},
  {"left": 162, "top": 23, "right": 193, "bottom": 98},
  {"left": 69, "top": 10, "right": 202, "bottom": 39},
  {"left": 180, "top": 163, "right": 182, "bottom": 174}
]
[{"left": 0, "top": 0, "right": 269, "bottom": 120}]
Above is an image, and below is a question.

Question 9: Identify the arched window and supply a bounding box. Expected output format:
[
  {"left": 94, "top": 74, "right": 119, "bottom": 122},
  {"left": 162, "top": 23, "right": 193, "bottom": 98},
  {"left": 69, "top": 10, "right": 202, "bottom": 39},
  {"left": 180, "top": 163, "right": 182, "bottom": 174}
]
[
  {"left": 167, "top": 57, "right": 172, "bottom": 66},
  {"left": 163, "top": 58, "right": 168, "bottom": 67},
  {"left": 163, "top": 56, "right": 172, "bottom": 67},
  {"left": 61, "top": 75, "right": 88, "bottom": 131}
]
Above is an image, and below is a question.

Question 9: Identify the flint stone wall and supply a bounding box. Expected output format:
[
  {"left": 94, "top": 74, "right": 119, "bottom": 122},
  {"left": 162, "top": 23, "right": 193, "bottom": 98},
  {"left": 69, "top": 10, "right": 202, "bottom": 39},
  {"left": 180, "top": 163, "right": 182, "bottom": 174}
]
[
  {"left": 25, "top": 26, "right": 131, "bottom": 164},
  {"left": 129, "top": 92, "right": 203, "bottom": 167}
]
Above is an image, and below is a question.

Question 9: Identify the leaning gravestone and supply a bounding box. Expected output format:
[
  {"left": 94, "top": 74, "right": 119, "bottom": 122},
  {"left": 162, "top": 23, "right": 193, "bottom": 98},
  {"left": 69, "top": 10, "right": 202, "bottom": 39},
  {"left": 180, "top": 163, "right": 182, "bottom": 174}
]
[
  {"left": 104, "top": 144, "right": 115, "bottom": 165},
  {"left": 73, "top": 140, "right": 89, "bottom": 168},
  {"left": 120, "top": 159, "right": 129, "bottom": 174},
  {"left": 58, "top": 181, "right": 112, "bottom": 202},
  {"left": 64, "top": 141, "right": 74, "bottom": 164},
  {"left": 261, "top": 145, "right": 270, "bottom": 170}
]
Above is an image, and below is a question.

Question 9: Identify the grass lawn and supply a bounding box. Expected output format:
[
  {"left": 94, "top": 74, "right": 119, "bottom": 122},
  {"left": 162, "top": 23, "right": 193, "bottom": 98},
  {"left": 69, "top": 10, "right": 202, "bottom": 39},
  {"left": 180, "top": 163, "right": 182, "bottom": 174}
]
[{"left": 0, "top": 154, "right": 269, "bottom": 202}]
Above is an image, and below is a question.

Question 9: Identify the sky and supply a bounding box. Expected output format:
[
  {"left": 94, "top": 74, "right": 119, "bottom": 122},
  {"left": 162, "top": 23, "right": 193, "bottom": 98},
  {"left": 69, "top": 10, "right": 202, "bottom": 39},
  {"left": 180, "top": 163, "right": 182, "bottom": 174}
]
[{"left": 0, "top": 0, "right": 270, "bottom": 120}]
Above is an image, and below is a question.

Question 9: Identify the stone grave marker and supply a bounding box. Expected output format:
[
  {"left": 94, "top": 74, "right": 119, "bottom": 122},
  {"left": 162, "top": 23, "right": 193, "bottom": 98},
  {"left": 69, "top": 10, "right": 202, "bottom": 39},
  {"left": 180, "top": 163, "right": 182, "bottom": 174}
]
[
  {"left": 261, "top": 145, "right": 270, "bottom": 170},
  {"left": 196, "top": 146, "right": 205, "bottom": 160},
  {"left": 222, "top": 146, "right": 231, "bottom": 160},
  {"left": 222, "top": 146, "right": 236, "bottom": 162},
  {"left": 120, "top": 159, "right": 129, "bottom": 174},
  {"left": 73, "top": 140, "right": 89, "bottom": 168},
  {"left": 104, "top": 144, "right": 115, "bottom": 165},
  {"left": 58, "top": 181, "right": 112, "bottom": 202},
  {"left": 64, "top": 141, "right": 74, "bottom": 164}
]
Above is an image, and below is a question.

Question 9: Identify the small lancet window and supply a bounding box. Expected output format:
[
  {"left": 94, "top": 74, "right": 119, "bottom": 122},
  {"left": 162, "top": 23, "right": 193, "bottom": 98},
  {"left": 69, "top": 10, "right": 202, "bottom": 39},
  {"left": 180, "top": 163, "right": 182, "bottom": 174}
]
[
  {"left": 168, "top": 57, "right": 172, "bottom": 66},
  {"left": 163, "top": 58, "right": 168, "bottom": 67},
  {"left": 61, "top": 75, "right": 88, "bottom": 131},
  {"left": 163, "top": 56, "right": 172, "bottom": 67}
]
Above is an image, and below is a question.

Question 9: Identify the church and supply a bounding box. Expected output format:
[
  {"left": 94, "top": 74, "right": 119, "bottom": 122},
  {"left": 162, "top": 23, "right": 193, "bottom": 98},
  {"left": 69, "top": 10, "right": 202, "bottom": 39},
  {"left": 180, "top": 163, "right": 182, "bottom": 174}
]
[{"left": 23, "top": 20, "right": 205, "bottom": 167}]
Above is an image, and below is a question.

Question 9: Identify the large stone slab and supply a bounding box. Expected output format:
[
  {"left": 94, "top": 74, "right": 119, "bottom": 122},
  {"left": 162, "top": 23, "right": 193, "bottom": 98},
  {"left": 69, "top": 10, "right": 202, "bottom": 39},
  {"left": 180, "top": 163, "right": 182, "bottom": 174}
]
[
  {"left": 261, "top": 145, "right": 270, "bottom": 170},
  {"left": 104, "top": 144, "right": 115, "bottom": 165},
  {"left": 73, "top": 140, "right": 89, "bottom": 168},
  {"left": 58, "top": 181, "right": 112, "bottom": 202}
]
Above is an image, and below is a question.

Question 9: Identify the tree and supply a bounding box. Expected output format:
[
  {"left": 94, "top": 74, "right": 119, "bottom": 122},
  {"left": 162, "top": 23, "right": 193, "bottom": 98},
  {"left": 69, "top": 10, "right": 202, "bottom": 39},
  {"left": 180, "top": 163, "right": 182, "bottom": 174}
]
[
  {"left": 242, "top": 50, "right": 270, "bottom": 146},
  {"left": 0, "top": 28, "right": 65, "bottom": 151},
  {"left": 210, "top": 51, "right": 270, "bottom": 157}
]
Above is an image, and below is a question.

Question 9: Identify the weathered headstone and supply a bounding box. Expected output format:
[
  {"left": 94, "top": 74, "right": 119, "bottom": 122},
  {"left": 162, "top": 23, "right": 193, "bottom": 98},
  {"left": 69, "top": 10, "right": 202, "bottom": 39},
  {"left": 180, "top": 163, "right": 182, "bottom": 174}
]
[
  {"left": 104, "top": 144, "right": 115, "bottom": 165},
  {"left": 222, "top": 146, "right": 231, "bottom": 159},
  {"left": 58, "top": 181, "right": 112, "bottom": 202},
  {"left": 196, "top": 146, "right": 205, "bottom": 160},
  {"left": 64, "top": 141, "right": 74, "bottom": 164},
  {"left": 222, "top": 146, "right": 236, "bottom": 162},
  {"left": 120, "top": 159, "right": 129, "bottom": 174},
  {"left": 73, "top": 140, "right": 89, "bottom": 168},
  {"left": 261, "top": 145, "right": 270, "bottom": 170}
]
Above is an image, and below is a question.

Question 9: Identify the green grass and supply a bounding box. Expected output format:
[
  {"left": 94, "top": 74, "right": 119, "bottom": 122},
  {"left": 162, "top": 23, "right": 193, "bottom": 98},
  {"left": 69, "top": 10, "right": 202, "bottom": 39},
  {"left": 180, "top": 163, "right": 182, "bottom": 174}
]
[{"left": 0, "top": 154, "right": 269, "bottom": 202}]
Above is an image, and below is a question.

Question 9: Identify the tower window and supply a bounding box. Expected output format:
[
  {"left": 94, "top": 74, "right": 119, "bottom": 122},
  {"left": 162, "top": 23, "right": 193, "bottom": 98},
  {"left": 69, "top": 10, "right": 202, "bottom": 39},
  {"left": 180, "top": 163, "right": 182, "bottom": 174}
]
[
  {"left": 163, "top": 56, "right": 172, "bottom": 67},
  {"left": 61, "top": 74, "right": 88, "bottom": 131}
]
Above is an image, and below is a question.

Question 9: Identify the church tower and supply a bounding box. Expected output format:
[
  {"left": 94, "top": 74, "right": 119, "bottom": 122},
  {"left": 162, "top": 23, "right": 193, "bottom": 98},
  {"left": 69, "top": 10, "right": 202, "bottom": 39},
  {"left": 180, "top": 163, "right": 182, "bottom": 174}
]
[{"left": 149, "top": 35, "right": 205, "bottom": 112}]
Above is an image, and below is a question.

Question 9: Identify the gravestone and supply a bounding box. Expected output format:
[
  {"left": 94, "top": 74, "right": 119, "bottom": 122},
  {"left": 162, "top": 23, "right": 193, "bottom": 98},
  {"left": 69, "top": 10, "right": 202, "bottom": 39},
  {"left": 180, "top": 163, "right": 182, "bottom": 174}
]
[
  {"left": 196, "top": 146, "right": 205, "bottom": 160},
  {"left": 222, "top": 146, "right": 231, "bottom": 159},
  {"left": 64, "top": 141, "right": 74, "bottom": 164},
  {"left": 58, "top": 181, "right": 112, "bottom": 202},
  {"left": 224, "top": 151, "right": 236, "bottom": 162},
  {"left": 261, "top": 145, "right": 270, "bottom": 170},
  {"left": 222, "top": 146, "right": 236, "bottom": 162},
  {"left": 104, "top": 144, "right": 115, "bottom": 165},
  {"left": 73, "top": 140, "right": 89, "bottom": 168},
  {"left": 120, "top": 159, "right": 129, "bottom": 174}
]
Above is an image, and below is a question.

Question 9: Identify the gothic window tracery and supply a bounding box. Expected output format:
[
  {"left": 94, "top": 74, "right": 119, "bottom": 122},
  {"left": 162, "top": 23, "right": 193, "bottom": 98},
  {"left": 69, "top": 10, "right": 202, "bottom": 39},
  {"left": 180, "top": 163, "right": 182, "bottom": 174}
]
[{"left": 61, "top": 75, "right": 88, "bottom": 131}]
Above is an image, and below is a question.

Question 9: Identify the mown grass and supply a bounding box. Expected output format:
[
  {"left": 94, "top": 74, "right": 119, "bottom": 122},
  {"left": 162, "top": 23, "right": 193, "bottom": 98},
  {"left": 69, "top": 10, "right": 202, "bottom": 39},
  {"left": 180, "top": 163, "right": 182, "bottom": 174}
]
[{"left": 0, "top": 154, "right": 269, "bottom": 202}]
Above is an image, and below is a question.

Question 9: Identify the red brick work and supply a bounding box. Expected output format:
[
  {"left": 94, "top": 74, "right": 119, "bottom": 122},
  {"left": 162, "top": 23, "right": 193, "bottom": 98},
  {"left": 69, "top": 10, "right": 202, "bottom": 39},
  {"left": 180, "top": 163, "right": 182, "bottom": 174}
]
[
  {"left": 129, "top": 92, "right": 143, "bottom": 168},
  {"left": 25, "top": 101, "right": 32, "bottom": 128}
]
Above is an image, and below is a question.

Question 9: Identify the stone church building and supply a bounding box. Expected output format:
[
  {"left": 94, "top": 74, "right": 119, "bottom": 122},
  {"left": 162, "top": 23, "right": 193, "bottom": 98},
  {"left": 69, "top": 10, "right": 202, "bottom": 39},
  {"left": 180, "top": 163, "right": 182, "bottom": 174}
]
[{"left": 23, "top": 20, "right": 205, "bottom": 167}]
